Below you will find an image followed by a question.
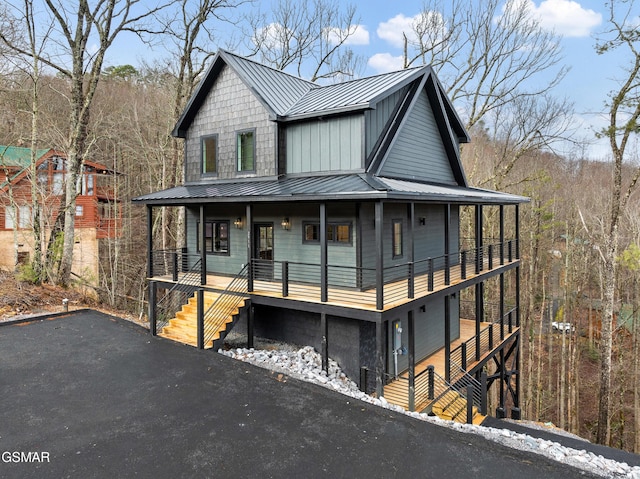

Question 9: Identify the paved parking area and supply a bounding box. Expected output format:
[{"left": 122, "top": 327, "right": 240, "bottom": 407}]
[{"left": 0, "top": 310, "right": 598, "bottom": 478}]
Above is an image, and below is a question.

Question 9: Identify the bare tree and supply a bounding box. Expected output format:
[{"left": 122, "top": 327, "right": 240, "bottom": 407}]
[
  {"left": 0, "top": 0, "right": 168, "bottom": 286},
  {"left": 246, "top": 0, "right": 366, "bottom": 82},
  {"left": 590, "top": 0, "right": 640, "bottom": 445}
]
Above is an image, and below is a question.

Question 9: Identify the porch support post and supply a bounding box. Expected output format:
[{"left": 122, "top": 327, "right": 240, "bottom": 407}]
[
  {"left": 199, "top": 205, "right": 206, "bottom": 285},
  {"left": 321, "top": 312, "right": 328, "bottom": 373},
  {"left": 516, "top": 266, "right": 521, "bottom": 327},
  {"left": 149, "top": 280, "right": 157, "bottom": 336},
  {"left": 320, "top": 203, "right": 328, "bottom": 302},
  {"left": 375, "top": 319, "right": 384, "bottom": 398},
  {"left": 197, "top": 288, "right": 204, "bottom": 350},
  {"left": 500, "top": 273, "right": 505, "bottom": 341},
  {"left": 408, "top": 309, "right": 415, "bottom": 411},
  {"left": 475, "top": 204, "right": 483, "bottom": 273},
  {"left": 499, "top": 204, "right": 505, "bottom": 265},
  {"left": 444, "top": 204, "right": 450, "bottom": 285},
  {"left": 512, "top": 332, "right": 521, "bottom": 419},
  {"left": 375, "top": 201, "right": 384, "bottom": 310},
  {"left": 246, "top": 204, "right": 253, "bottom": 292},
  {"left": 146, "top": 205, "right": 153, "bottom": 278},
  {"left": 444, "top": 295, "right": 451, "bottom": 382},
  {"left": 247, "top": 305, "right": 254, "bottom": 349},
  {"left": 497, "top": 347, "right": 506, "bottom": 418},
  {"left": 515, "top": 204, "right": 520, "bottom": 259},
  {"left": 408, "top": 203, "right": 415, "bottom": 299},
  {"left": 475, "top": 282, "right": 483, "bottom": 359}
]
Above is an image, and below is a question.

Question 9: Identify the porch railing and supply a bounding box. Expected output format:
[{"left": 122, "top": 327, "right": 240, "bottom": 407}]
[
  {"left": 150, "top": 249, "right": 201, "bottom": 281},
  {"left": 248, "top": 239, "right": 518, "bottom": 309},
  {"left": 151, "top": 258, "right": 202, "bottom": 333}
]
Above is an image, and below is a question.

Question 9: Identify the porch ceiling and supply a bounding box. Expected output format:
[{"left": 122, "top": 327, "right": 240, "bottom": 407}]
[{"left": 132, "top": 173, "right": 528, "bottom": 206}]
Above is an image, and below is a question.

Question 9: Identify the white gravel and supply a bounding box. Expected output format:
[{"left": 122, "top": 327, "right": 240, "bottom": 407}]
[{"left": 220, "top": 344, "right": 640, "bottom": 479}]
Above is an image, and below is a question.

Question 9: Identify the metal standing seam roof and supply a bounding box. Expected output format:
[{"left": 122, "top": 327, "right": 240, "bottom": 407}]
[
  {"left": 0, "top": 145, "right": 50, "bottom": 168},
  {"left": 284, "top": 67, "right": 426, "bottom": 118},
  {"left": 132, "top": 174, "right": 528, "bottom": 205}
]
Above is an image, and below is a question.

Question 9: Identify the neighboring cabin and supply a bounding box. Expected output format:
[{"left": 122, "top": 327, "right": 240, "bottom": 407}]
[
  {"left": 0, "top": 146, "right": 120, "bottom": 283},
  {"left": 134, "top": 50, "right": 528, "bottom": 423}
]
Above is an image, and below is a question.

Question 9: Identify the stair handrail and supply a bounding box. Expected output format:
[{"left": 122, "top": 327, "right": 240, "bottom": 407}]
[
  {"left": 203, "top": 263, "right": 250, "bottom": 346},
  {"left": 448, "top": 360, "right": 482, "bottom": 409},
  {"left": 155, "top": 258, "right": 202, "bottom": 331}
]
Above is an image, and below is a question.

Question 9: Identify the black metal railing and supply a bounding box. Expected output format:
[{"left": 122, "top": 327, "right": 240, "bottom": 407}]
[
  {"left": 152, "top": 258, "right": 202, "bottom": 333},
  {"left": 151, "top": 249, "right": 201, "bottom": 281},
  {"left": 247, "top": 239, "right": 519, "bottom": 310},
  {"left": 202, "top": 264, "right": 249, "bottom": 349}
]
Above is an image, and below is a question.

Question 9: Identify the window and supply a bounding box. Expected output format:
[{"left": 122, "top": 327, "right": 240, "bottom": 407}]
[
  {"left": 201, "top": 135, "right": 218, "bottom": 175},
  {"left": 4, "top": 206, "right": 15, "bottom": 229},
  {"left": 18, "top": 205, "right": 31, "bottom": 229},
  {"left": 197, "top": 220, "right": 229, "bottom": 255},
  {"left": 81, "top": 173, "right": 94, "bottom": 195},
  {"left": 303, "top": 221, "right": 352, "bottom": 245},
  {"left": 53, "top": 173, "right": 64, "bottom": 195},
  {"left": 237, "top": 130, "right": 255, "bottom": 172},
  {"left": 75, "top": 205, "right": 84, "bottom": 217},
  {"left": 392, "top": 219, "right": 403, "bottom": 258}
]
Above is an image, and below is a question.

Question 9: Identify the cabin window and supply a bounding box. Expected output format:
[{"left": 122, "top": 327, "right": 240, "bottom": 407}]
[
  {"left": 18, "top": 205, "right": 31, "bottom": 229},
  {"left": 80, "top": 173, "right": 94, "bottom": 196},
  {"left": 201, "top": 135, "right": 218, "bottom": 175},
  {"left": 392, "top": 219, "right": 403, "bottom": 258},
  {"left": 197, "top": 220, "right": 229, "bottom": 255},
  {"left": 237, "top": 129, "right": 255, "bottom": 172},
  {"left": 52, "top": 173, "right": 64, "bottom": 195},
  {"left": 75, "top": 205, "right": 84, "bottom": 217},
  {"left": 303, "top": 221, "right": 352, "bottom": 245},
  {"left": 4, "top": 206, "right": 15, "bottom": 229}
]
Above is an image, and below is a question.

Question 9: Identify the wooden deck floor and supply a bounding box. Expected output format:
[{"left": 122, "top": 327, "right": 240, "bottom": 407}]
[{"left": 152, "top": 256, "right": 517, "bottom": 312}]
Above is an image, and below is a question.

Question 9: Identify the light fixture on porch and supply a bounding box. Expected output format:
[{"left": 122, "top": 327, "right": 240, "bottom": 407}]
[
  {"left": 281, "top": 217, "right": 290, "bottom": 230},
  {"left": 234, "top": 217, "right": 243, "bottom": 229}
]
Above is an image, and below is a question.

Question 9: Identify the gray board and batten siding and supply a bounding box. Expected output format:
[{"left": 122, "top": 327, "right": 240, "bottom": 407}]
[{"left": 378, "top": 88, "right": 457, "bottom": 185}]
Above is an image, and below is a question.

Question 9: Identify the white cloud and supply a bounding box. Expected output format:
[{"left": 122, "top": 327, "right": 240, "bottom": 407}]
[
  {"left": 327, "top": 24, "right": 370, "bottom": 46},
  {"left": 527, "top": 0, "right": 602, "bottom": 37},
  {"left": 368, "top": 52, "right": 404, "bottom": 73},
  {"left": 377, "top": 14, "right": 418, "bottom": 48}
]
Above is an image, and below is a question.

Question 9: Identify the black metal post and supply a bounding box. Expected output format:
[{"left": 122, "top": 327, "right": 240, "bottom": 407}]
[
  {"left": 375, "top": 320, "right": 384, "bottom": 398},
  {"left": 408, "top": 309, "right": 415, "bottom": 411},
  {"left": 147, "top": 205, "right": 153, "bottom": 278},
  {"left": 475, "top": 282, "right": 483, "bottom": 359},
  {"left": 512, "top": 332, "right": 521, "bottom": 419},
  {"left": 282, "top": 261, "right": 289, "bottom": 297},
  {"left": 197, "top": 288, "right": 204, "bottom": 349},
  {"left": 461, "top": 250, "right": 467, "bottom": 280},
  {"left": 499, "top": 204, "right": 505, "bottom": 265},
  {"left": 427, "top": 365, "right": 435, "bottom": 400},
  {"left": 246, "top": 204, "right": 253, "bottom": 292},
  {"left": 516, "top": 266, "right": 521, "bottom": 328},
  {"left": 199, "top": 205, "right": 206, "bottom": 285},
  {"left": 321, "top": 312, "right": 328, "bottom": 373},
  {"left": 515, "top": 204, "right": 520, "bottom": 259},
  {"left": 497, "top": 347, "right": 506, "bottom": 418},
  {"left": 488, "top": 244, "right": 493, "bottom": 270},
  {"left": 360, "top": 367, "right": 369, "bottom": 393},
  {"left": 480, "top": 370, "right": 488, "bottom": 415},
  {"left": 428, "top": 258, "right": 434, "bottom": 291},
  {"left": 466, "top": 384, "right": 474, "bottom": 424},
  {"left": 475, "top": 205, "right": 483, "bottom": 273},
  {"left": 247, "top": 305, "right": 254, "bottom": 349},
  {"left": 149, "top": 280, "right": 157, "bottom": 336},
  {"left": 444, "top": 295, "right": 451, "bottom": 382},
  {"left": 488, "top": 324, "right": 494, "bottom": 349},
  {"left": 320, "top": 203, "right": 328, "bottom": 303},
  {"left": 444, "top": 204, "right": 450, "bottom": 285},
  {"left": 500, "top": 273, "right": 505, "bottom": 341},
  {"left": 408, "top": 262, "right": 414, "bottom": 299},
  {"left": 461, "top": 342, "right": 467, "bottom": 370},
  {"left": 172, "top": 251, "right": 179, "bottom": 282},
  {"left": 375, "top": 201, "right": 384, "bottom": 310}
]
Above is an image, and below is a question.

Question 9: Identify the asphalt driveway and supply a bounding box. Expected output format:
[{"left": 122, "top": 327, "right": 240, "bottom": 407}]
[{"left": 0, "top": 310, "right": 600, "bottom": 478}]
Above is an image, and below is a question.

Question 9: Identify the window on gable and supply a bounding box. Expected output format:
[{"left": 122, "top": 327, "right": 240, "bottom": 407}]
[
  {"left": 392, "top": 219, "right": 403, "bottom": 258},
  {"left": 197, "top": 220, "right": 229, "bottom": 255},
  {"left": 201, "top": 135, "right": 218, "bottom": 175},
  {"left": 303, "top": 221, "right": 352, "bottom": 245},
  {"left": 237, "top": 130, "right": 255, "bottom": 172}
]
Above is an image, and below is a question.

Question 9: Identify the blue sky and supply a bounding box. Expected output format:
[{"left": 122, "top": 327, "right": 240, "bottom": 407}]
[{"left": 105, "top": 0, "right": 622, "bottom": 160}]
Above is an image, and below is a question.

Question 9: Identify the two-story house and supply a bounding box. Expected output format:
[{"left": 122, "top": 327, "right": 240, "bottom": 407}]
[
  {"left": 134, "top": 50, "right": 528, "bottom": 423},
  {"left": 0, "top": 146, "right": 121, "bottom": 282}
]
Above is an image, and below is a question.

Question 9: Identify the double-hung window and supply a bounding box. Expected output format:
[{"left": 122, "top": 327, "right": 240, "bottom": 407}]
[
  {"left": 237, "top": 129, "right": 255, "bottom": 172},
  {"left": 303, "top": 221, "right": 352, "bottom": 245}
]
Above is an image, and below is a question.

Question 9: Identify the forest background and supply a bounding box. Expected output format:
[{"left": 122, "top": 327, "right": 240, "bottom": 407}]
[{"left": 1, "top": 0, "right": 640, "bottom": 452}]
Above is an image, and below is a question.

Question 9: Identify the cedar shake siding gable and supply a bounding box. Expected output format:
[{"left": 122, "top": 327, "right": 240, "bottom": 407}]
[{"left": 184, "top": 64, "right": 277, "bottom": 182}]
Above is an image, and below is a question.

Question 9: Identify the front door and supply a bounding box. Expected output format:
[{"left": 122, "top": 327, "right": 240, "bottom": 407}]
[{"left": 254, "top": 223, "right": 274, "bottom": 279}]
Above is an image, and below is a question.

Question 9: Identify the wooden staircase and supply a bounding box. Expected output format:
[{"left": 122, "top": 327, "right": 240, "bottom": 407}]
[
  {"left": 430, "top": 390, "right": 485, "bottom": 425},
  {"left": 158, "top": 291, "right": 248, "bottom": 349}
]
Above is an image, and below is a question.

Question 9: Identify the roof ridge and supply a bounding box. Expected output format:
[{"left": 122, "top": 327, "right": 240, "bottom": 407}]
[{"left": 219, "top": 49, "right": 317, "bottom": 87}]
